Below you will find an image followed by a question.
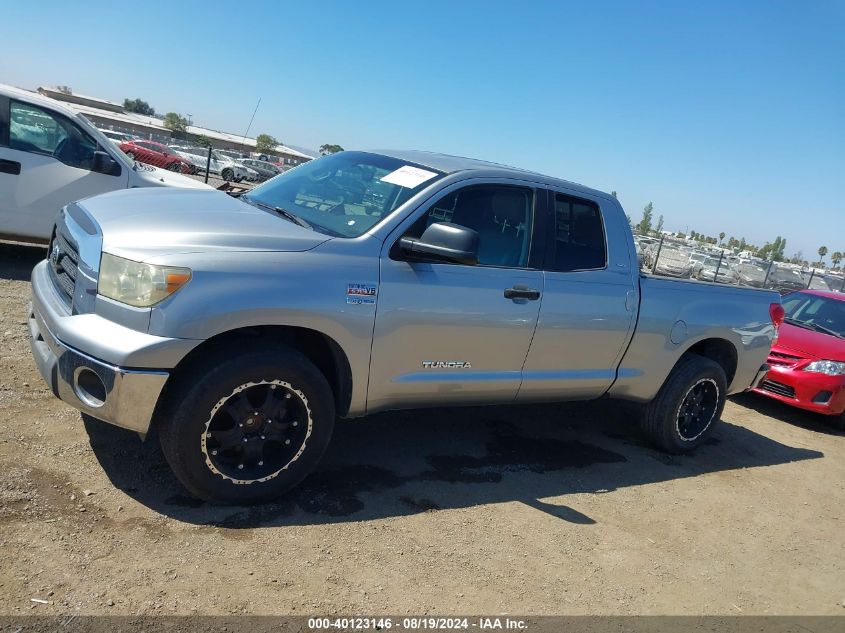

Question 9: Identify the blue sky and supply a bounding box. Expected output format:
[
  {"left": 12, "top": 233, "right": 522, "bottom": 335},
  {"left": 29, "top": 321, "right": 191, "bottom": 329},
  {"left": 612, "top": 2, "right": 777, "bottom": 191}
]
[{"left": 1, "top": 0, "right": 842, "bottom": 258}]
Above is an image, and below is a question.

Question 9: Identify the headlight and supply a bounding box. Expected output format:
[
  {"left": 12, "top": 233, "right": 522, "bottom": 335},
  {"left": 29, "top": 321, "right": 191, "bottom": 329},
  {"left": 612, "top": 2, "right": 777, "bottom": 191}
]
[
  {"left": 802, "top": 360, "right": 845, "bottom": 376},
  {"left": 98, "top": 253, "right": 191, "bottom": 307}
]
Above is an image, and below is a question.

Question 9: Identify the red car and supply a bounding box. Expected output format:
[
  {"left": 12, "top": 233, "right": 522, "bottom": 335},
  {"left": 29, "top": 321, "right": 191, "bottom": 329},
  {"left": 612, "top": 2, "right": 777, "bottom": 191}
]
[
  {"left": 753, "top": 289, "right": 845, "bottom": 428},
  {"left": 118, "top": 140, "right": 192, "bottom": 173}
]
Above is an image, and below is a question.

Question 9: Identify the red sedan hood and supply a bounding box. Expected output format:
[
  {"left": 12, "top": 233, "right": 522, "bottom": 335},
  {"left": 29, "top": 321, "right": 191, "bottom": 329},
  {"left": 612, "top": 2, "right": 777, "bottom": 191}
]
[{"left": 776, "top": 322, "right": 845, "bottom": 361}]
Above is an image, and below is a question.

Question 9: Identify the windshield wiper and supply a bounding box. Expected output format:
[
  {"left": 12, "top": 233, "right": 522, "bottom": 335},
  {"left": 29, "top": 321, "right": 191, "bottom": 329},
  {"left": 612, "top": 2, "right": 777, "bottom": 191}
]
[
  {"left": 243, "top": 196, "right": 312, "bottom": 229},
  {"left": 784, "top": 317, "right": 843, "bottom": 338},
  {"left": 805, "top": 322, "right": 843, "bottom": 338}
]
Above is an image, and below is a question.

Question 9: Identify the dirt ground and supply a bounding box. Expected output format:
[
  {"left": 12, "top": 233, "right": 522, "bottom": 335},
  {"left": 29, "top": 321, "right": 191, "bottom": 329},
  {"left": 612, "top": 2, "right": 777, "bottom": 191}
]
[{"left": 1, "top": 242, "right": 843, "bottom": 616}]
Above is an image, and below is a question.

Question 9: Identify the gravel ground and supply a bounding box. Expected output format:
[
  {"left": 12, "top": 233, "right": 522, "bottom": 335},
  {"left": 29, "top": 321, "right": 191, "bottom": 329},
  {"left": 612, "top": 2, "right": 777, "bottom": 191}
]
[{"left": 1, "top": 242, "right": 843, "bottom": 616}]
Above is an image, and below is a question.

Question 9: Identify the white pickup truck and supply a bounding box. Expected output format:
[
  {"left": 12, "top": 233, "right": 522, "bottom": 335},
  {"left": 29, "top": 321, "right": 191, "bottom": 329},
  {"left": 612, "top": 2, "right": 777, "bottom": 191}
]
[{"left": 0, "top": 84, "right": 209, "bottom": 243}]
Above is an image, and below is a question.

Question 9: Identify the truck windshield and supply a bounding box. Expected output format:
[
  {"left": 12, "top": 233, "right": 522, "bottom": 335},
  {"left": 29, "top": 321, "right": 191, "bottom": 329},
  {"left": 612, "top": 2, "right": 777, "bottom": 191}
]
[{"left": 243, "top": 151, "right": 444, "bottom": 237}]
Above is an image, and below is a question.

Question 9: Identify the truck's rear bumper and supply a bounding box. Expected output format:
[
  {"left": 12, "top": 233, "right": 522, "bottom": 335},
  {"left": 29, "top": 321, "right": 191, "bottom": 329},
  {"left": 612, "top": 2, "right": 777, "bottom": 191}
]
[{"left": 747, "top": 364, "right": 770, "bottom": 391}]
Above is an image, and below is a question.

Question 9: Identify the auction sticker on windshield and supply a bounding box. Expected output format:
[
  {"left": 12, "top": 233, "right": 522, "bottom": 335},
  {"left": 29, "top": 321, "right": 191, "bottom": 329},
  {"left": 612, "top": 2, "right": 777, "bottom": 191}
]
[{"left": 380, "top": 165, "right": 438, "bottom": 189}]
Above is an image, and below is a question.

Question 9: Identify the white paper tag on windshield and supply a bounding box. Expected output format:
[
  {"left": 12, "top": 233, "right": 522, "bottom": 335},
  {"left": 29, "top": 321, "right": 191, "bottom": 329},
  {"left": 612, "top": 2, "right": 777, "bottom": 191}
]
[{"left": 380, "top": 165, "right": 438, "bottom": 189}]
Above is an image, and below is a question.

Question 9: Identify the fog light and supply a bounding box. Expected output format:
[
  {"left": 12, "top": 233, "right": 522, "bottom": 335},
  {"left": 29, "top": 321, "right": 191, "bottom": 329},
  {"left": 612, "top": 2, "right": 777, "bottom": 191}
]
[
  {"left": 74, "top": 368, "right": 106, "bottom": 407},
  {"left": 811, "top": 390, "right": 833, "bottom": 405}
]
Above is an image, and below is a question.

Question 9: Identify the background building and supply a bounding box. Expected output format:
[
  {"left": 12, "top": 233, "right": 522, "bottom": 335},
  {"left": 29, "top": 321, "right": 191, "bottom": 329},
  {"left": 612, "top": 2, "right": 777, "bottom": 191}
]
[{"left": 37, "top": 86, "right": 313, "bottom": 165}]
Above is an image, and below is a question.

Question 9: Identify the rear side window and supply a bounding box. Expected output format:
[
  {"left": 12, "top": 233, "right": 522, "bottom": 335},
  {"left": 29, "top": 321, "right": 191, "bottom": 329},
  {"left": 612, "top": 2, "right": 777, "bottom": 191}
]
[{"left": 549, "top": 192, "right": 606, "bottom": 272}]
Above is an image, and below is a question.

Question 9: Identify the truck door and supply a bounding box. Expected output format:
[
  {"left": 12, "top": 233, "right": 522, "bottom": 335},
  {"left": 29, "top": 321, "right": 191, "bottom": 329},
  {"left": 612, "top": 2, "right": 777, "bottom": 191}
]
[
  {"left": 368, "top": 182, "right": 545, "bottom": 412},
  {"left": 0, "top": 97, "right": 128, "bottom": 241},
  {"left": 517, "top": 189, "right": 638, "bottom": 401}
]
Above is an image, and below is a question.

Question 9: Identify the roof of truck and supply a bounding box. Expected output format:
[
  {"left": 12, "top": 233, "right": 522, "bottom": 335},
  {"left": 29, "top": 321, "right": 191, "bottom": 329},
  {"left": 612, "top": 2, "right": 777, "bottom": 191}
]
[{"left": 372, "top": 149, "right": 612, "bottom": 200}]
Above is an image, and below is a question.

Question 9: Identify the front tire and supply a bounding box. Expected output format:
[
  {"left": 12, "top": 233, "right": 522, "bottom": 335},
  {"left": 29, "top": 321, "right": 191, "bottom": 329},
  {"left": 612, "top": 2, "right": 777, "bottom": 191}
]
[
  {"left": 221, "top": 167, "right": 234, "bottom": 181},
  {"left": 158, "top": 342, "right": 335, "bottom": 504},
  {"left": 640, "top": 354, "right": 727, "bottom": 453}
]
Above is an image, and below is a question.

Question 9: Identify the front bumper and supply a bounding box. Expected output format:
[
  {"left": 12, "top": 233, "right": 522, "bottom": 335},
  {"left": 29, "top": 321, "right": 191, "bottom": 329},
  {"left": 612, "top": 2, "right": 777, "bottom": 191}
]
[
  {"left": 29, "top": 303, "right": 168, "bottom": 434},
  {"left": 752, "top": 364, "right": 845, "bottom": 416},
  {"left": 28, "top": 260, "right": 198, "bottom": 435}
]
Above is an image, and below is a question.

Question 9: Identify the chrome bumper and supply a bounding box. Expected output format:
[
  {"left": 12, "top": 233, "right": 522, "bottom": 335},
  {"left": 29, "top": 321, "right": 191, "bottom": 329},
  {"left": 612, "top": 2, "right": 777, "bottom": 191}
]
[
  {"left": 29, "top": 302, "right": 168, "bottom": 435},
  {"left": 747, "top": 364, "right": 770, "bottom": 391}
]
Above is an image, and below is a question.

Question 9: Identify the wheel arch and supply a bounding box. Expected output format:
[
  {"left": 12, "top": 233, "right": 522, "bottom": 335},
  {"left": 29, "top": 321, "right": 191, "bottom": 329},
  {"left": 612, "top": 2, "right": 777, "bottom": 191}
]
[
  {"left": 159, "top": 325, "right": 353, "bottom": 418},
  {"left": 676, "top": 337, "right": 738, "bottom": 387}
]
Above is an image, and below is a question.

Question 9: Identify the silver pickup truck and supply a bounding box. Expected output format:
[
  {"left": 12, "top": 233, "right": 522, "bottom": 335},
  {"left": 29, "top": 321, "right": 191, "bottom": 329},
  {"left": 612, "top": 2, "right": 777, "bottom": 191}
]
[{"left": 28, "top": 150, "right": 782, "bottom": 503}]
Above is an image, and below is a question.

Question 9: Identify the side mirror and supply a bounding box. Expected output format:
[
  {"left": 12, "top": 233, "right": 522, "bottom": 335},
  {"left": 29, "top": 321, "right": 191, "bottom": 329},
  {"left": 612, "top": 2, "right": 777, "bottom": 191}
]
[
  {"left": 93, "top": 150, "right": 119, "bottom": 176},
  {"left": 398, "top": 222, "right": 479, "bottom": 265}
]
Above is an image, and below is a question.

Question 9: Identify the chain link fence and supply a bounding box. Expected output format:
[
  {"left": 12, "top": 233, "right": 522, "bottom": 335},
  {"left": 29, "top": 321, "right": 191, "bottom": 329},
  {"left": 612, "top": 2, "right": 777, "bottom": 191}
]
[
  {"left": 97, "top": 132, "right": 296, "bottom": 192},
  {"left": 635, "top": 233, "right": 845, "bottom": 295}
]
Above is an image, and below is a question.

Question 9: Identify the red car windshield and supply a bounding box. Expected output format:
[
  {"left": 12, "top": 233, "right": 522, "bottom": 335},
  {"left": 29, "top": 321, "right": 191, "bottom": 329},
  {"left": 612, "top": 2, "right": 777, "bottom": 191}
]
[{"left": 782, "top": 292, "right": 845, "bottom": 338}]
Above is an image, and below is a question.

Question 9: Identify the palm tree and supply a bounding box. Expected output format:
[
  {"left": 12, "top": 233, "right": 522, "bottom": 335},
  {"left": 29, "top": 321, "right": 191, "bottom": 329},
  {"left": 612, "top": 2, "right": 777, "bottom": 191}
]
[
  {"left": 832, "top": 252, "right": 843, "bottom": 269},
  {"left": 818, "top": 246, "right": 828, "bottom": 266},
  {"left": 719, "top": 232, "right": 725, "bottom": 245}
]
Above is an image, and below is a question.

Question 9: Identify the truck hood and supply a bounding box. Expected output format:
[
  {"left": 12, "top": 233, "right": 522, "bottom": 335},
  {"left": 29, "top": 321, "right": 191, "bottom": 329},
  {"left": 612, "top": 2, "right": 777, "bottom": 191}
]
[
  {"left": 76, "top": 188, "right": 331, "bottom": 261},
  {"left": 776, "top": 322, "right": 845, "bottom": 362}
]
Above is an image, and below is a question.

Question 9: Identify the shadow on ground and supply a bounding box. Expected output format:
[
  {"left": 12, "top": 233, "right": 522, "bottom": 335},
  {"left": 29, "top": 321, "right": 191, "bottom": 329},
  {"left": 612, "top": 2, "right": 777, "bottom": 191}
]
[
  {"left": 0, "top": 241, "right": 46, "bottom": 282},
  {"left": 730, "top": 392, "right": 844, "bottom": 435},
  {"left": 85, "top": 398, "right": 824, "bottom": 528}
]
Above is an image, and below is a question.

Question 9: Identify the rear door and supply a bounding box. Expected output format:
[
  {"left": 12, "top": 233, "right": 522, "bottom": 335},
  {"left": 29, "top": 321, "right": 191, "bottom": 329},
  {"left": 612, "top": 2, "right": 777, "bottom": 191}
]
[
  {"left": 0, "top": 97, "right": 127, "bottom": 241},
  {"left": 368, "top": 180, "right": 546, "bottom": 412},
  {"left": 517, "top": 189, "right": 637, "bottom": 401}
]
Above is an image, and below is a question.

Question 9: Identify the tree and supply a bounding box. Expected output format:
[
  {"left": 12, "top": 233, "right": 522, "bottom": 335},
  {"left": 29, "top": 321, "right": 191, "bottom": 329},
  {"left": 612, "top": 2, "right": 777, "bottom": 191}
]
[
  {"left": 656, "top": 214, "right": 664, "bottom": 234},
  {"left": 319, "top": 144, "right": 345, "bottom": 155},
  {"left": 759, "top": 236, "right": 787, "bottom": 262},
  {"left": 611, "top": 190, "right": 618, "bottom": 199},
  {"left": 636, "top": 202, "right": 653, "bottom": 235},
  {"left": 719, "top": 231, "right": 725, "bottom": 245},
  {"left": 194, "top": 134, "right": 212, "bottom": 148},
  {"left": 818, "top": 246, "right": 828, "bottom": 266},
  {"left": 123, "top": 98, "right": 155, "bottom": 116},
  {"left": 162, "top": 112, "right": 188, "bottom": 132},
  {"left": 256, "top": 134, "right": 280, "bottom": 154},
  {"left": 831, "top": 252, "right": 843, "bottom": 269}
]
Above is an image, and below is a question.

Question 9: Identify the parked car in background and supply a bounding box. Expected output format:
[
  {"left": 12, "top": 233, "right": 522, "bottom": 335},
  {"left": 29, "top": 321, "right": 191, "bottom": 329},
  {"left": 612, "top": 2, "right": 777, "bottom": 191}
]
[
  {"left": 767, "top": 266, "right": 806, "bottom": 294},
  {"left": 736, "top": 262, "right": 769, "bottom": 287},
  {"left": 28, "top": 149, "right": 781, "bottom": 503},
  {"left": 168, "top": 146, "right": 255, "bottom": 182},
  {"left": 0, "top": 83, "right": 210, "bottom": 242},
  {"left": 238, "top": 158, "right": 282, "bottom": 182},
  {"left": 645, "top": 246, "right": 694, "bottom": 277},
  {"left": 98, "top": 129, "right": 135, "bottom": 145},
  {"left": 753, "top": 290, "right": 845, "bottom": 429},
  {"left": 693, "top": 257, "right": 739, "bottom": 284},
  {"left": 119, "top": 140, "right": 192, "bottom": 173}
]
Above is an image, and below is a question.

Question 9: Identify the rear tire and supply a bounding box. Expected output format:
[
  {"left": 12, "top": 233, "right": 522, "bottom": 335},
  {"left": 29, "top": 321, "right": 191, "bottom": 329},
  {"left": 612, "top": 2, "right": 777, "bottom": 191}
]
[
  {"left": 158, "top": 342, "right": 335, "bottom": 504},
  {"left": 640, "top": 354, "right": 727, "bottom": 453},
  {"left": 167, "top": 162, "right": 181, "bottom": 172},
  {"left": 222, "top": 168, "right": 234, "bottom": 181}
]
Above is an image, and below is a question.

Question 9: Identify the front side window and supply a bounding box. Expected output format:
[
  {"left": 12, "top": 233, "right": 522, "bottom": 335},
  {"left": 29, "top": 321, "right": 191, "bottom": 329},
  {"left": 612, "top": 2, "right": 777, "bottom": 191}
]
[
  {"left": 549, "top": 192, "right": 606, "bottom": 272},
  {"left": 404, "top": 185, "right": 534, "bottom": 268},
  {"left": 244, "top": 151, "right": 445, "bottom": 238},
  {"left": 9, "top": 101, "right": 98, "bottom": 170}
]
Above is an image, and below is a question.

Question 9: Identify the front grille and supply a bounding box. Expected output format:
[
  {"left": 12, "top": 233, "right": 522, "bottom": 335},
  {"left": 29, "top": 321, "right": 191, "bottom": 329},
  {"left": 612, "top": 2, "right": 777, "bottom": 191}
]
[
  {"left": 760, "top": 379, "right": 796, "bottom": 399},
  {"left": 48, "top": 225, "right": 80, "bottom": 308},
  {"left": 767, "top": 350, "right": 804, "bottom": 367}
]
